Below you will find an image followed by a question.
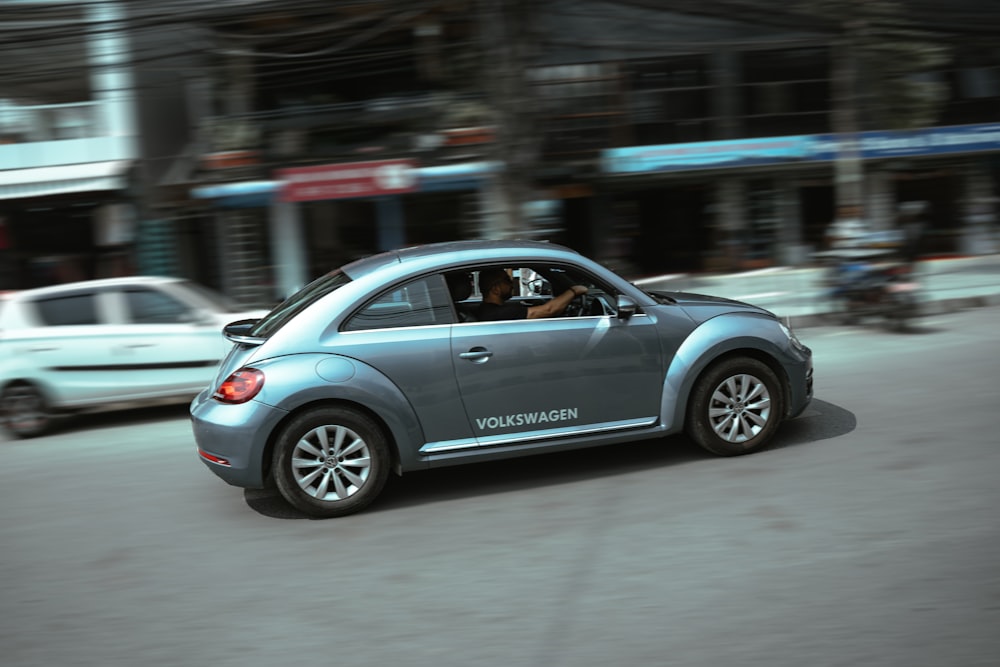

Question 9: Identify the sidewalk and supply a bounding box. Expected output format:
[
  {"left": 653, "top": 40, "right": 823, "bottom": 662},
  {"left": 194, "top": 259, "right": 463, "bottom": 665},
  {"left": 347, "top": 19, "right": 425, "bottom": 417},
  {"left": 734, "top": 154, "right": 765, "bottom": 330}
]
[{"left": 634, "top": 253, "right": 1000, "bottom": 329}]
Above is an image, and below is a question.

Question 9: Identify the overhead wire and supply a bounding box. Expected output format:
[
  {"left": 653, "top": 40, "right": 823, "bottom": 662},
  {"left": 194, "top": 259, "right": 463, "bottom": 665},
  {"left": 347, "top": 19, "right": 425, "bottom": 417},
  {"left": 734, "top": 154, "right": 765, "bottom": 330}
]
[
  {"left": 3, "top": 0, "right": 991, "bottom": 85},
  {"left": 0, "top": 0, "right": 468, "bottom": 89},
  {"left": 2, "top": 1, "right": 996, "bottom": 118}
]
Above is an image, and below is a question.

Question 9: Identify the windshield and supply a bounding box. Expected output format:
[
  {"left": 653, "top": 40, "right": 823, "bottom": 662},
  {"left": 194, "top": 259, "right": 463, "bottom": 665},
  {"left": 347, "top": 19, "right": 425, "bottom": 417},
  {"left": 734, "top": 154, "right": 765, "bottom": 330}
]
[
  {"left": 178, "top": 280, "right": 243, "bottom": 312},
  {"left": 250, "top": 271, "right": 352, "bottom": 338}
]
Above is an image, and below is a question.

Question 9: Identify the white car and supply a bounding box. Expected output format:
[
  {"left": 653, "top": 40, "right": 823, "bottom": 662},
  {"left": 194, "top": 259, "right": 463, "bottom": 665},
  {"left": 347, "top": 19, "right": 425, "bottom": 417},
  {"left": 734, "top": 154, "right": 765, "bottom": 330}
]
[{"left": 0, "top": 276, "right": 267, "bottom": 438}]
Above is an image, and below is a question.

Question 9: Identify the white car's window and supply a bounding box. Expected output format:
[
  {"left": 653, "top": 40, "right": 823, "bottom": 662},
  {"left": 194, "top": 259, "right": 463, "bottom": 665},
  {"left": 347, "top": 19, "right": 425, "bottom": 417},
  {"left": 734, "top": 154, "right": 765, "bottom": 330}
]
[
  {"left": 33, "top": 293, "right": 99, "bottom": 326},
  {"left": 344, "top": 275, "right": 452, "bottom": 331},
  {"left": 124, "top": 288, "right": 190, "bottom": 324}
]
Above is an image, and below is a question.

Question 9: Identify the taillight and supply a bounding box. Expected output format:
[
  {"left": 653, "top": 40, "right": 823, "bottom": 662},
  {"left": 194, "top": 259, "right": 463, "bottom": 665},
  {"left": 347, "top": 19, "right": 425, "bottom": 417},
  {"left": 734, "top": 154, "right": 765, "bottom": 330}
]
[{"left": 212, "top": 368, "right": 265, "bottom": 404}]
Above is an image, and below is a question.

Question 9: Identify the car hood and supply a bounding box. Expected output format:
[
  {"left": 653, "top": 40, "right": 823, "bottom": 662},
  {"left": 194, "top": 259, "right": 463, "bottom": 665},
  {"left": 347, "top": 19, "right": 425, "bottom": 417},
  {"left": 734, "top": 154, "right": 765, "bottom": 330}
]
[{"left": 647, "top": 290, "right": 775, "bottom": 324}]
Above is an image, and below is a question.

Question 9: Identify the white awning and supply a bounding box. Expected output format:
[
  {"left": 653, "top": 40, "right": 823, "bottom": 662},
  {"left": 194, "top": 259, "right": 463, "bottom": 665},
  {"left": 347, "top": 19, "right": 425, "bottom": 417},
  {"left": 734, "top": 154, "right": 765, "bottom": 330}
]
[{"left": 0, "top": 160, "right": 131, "bottom": 200}]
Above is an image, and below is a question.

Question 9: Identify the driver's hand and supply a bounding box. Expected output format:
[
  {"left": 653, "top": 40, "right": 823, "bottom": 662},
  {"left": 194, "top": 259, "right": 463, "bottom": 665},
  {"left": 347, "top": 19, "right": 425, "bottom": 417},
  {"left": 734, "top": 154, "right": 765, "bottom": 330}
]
[{"left": 570, "top": 285, "right": 589, "bottom": 296}]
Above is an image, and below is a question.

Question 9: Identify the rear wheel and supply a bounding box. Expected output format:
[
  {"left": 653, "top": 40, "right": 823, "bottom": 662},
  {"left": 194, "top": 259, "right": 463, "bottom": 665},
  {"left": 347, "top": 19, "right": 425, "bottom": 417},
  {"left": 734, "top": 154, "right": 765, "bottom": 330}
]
[
  {"left": 1, "top": 382, "right": 52, "bottom": 439},
  {"left": 686, "top": 357, "right": 784, "bottom": 456},
  {"left": 272, "top": 406, "right": 391, "bottom": 518}
]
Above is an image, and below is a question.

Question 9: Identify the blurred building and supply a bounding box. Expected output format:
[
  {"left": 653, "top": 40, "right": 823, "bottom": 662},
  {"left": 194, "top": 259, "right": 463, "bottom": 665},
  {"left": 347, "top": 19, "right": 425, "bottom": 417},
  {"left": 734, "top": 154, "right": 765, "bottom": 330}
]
[
  {"left": 0, "top": 0, "right": 139, "bottom": 289},
  {"left": 3, "top": 1, "right": 998, "bottom": 302}
]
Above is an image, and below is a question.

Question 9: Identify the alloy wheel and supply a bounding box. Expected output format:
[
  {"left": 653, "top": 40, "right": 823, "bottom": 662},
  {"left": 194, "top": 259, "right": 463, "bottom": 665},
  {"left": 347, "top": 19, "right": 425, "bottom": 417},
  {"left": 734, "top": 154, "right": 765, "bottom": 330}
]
[
  {"left": 290, "top": 424, "right": 373, "bottom": 501},
  {"left": 707, "top": 373, "right": 772, "bottom": 444}
]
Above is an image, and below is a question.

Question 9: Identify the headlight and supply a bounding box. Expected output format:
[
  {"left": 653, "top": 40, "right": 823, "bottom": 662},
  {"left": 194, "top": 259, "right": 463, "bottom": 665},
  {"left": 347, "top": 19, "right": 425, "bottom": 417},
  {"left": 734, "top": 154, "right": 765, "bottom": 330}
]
[{"left": 778, "top": 321, "right": 808, "bottom": 353}]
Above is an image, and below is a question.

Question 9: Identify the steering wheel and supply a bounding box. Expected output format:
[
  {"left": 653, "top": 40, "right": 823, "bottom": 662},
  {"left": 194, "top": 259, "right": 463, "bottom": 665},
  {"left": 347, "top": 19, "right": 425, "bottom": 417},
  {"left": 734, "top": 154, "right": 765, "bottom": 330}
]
[{"left": 565, "top": 291, "right": 595, "bottom": 317}]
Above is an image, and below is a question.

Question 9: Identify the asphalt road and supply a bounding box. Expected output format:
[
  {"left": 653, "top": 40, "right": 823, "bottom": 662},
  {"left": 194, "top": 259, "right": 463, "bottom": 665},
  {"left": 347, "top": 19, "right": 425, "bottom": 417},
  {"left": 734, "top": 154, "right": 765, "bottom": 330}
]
[{"left": 2, "top": 307, "right": 999, "bottom": 667}]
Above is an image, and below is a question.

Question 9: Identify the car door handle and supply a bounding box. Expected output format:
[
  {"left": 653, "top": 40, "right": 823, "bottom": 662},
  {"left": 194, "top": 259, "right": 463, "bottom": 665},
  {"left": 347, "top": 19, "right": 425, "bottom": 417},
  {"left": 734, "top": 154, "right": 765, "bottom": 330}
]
[
  {"left": 122, "top": 343, "right": 155, "bottom": 349},
  {"left": 459, "top": 348, "right": 493, "bottom": 362}
]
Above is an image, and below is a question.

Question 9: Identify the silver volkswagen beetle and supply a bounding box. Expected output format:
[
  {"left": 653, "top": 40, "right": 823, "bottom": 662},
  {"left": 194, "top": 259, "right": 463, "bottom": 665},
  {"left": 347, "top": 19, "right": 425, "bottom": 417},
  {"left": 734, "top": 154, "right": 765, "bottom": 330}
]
[{"left": 191, "top": 240, "right": 813, "bottom": 517}]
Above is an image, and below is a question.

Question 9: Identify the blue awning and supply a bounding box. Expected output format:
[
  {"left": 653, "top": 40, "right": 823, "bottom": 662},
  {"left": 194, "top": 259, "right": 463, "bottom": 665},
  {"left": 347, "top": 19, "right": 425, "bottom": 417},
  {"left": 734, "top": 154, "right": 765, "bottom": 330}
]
[
  {"left": 190, "top": 181, "right": 280, "bottom": 208},
  {"left": 417, "top": 161, "right": 498, "bottom": 192},
  {"left": 190, "top": 162, "right": 498, "bottom": 207}
]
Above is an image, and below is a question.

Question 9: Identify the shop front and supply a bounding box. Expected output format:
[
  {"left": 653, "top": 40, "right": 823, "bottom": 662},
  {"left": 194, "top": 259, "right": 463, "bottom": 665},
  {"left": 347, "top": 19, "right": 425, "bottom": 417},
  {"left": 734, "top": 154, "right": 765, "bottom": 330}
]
[
  {"left": 191, "top": 159, "right": 493, "bottom": 304},
  {"left": 599, "top": 123, "right": 1000, "bottom": 273},
  {"left": 0, "top": 191, "right": 137, "bottom": 290}
]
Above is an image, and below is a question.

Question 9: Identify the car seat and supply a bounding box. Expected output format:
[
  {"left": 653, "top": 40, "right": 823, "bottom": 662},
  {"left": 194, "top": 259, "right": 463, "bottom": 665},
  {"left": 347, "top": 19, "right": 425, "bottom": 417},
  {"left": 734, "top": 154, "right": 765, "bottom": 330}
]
[{"left": 445, "top": 271, "right": 477, "bottom": 322}]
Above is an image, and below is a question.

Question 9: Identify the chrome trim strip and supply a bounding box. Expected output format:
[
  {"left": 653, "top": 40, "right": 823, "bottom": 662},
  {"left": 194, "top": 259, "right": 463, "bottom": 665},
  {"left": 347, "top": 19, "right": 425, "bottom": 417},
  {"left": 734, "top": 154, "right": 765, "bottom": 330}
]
[
  {"left": 419, "top": 416, "right": 658, "bottom": 454},
  {"left": 338, "top": 312, "right": 650, "bottom": 334},
  {"left": 476, "top": 416, "right": 658, "bottom": 447},
  {"left": 340, "top": 323, "right": 452, "bottom": 335},
  {"left": 419, "top": 437, "right": 479, "bottom": 454}
]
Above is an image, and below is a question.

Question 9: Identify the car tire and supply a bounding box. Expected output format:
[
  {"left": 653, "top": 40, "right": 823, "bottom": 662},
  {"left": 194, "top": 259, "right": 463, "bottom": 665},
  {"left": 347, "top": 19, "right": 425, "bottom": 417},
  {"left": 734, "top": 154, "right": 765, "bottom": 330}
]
[
  {"left": 272, "top": 406, "right": 391, "bottom": 518},
  {"left": 1, "top": 382, "right": 52, "bottom": 439},
  {"left": 686, "top": 357, "right": 784, "bottom": 457},
  {"left": 887, "top": 295, "right": 918, "bottom": 333}
]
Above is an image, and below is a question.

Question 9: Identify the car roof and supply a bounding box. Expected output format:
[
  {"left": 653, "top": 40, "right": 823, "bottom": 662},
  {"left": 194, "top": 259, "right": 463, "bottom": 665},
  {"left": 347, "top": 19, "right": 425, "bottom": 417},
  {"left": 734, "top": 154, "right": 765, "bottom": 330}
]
[
  {"left": 342, "top": 240, "right": 579, "bottom": 280},
  {"left": 5, "top": 276, "right": 185, "bottom": 300}
]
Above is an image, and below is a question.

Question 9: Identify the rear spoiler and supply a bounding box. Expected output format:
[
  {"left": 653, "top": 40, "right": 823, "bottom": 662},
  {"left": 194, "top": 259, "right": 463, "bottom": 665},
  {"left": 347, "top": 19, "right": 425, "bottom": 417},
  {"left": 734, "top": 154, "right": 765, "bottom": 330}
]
[{"left": 222, "top": 319, "right": 265, "bottom": 346}]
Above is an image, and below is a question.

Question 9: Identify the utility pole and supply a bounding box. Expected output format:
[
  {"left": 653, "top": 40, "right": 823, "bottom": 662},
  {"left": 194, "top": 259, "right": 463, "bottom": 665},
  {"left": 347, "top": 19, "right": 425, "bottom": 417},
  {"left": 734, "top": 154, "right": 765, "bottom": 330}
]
[
  {"left": 476, "top": 0, "right": 537, "bottom": 239},
  {"left": 832, "top": 16, "right": 865, "bottom": 224}
]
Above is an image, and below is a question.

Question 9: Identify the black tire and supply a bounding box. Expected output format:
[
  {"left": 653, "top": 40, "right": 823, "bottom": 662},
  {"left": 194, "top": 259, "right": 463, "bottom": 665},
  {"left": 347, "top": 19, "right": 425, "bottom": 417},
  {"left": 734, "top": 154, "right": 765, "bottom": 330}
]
[
  {"left": 272, "top": 406, "right": 391, "bottom": 518},
  {"left": 1, "top": 382, "right": 52, "bottom": 439},
  {"left": 686, "top": 357, "right": 784, "bottom": 457},
  {"left": 886, "top": 310, "right": 910, "bottom": 333},
  {"left": 887, "top": 295, "right": 918, "bottom": 333}
]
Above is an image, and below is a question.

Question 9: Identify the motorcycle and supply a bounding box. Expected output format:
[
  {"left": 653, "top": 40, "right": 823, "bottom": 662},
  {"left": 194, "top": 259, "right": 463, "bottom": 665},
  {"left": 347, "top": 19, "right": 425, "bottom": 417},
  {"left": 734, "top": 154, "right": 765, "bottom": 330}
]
[{"left": 824, "top": 251, "right": 921, "bottom": 330}]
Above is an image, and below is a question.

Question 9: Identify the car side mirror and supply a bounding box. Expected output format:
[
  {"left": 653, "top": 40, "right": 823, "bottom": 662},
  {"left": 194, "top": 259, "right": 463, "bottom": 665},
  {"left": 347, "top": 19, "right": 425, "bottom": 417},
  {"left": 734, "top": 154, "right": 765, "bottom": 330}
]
[{"left": 616, "top": 295, "right": 637, "bottom": 320}]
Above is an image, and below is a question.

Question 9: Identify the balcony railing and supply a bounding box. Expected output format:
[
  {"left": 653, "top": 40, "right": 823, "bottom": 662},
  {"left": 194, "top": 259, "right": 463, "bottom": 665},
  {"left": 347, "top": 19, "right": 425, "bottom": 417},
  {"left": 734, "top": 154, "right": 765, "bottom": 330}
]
[{"left": 0, "top": 101, "right": 104, "bottom": 144}]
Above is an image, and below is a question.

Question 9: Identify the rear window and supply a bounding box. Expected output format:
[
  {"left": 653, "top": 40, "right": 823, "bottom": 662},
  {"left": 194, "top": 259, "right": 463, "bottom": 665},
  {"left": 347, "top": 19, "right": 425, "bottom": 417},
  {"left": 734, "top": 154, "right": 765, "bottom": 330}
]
[
  {"left": 33, "top": 293, "right": 99, "bottom": 326},
  {"left": 343, "top": 275, "right": 452, "bottom": 331},
  {"left": 250, "top": 271, "right": 352, "bottom": 338}
]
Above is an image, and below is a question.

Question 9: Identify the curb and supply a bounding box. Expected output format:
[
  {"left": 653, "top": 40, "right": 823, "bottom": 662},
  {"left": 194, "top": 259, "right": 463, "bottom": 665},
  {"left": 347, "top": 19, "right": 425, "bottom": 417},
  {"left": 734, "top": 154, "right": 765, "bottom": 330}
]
[
  {"left": 784, "top": 293, "right": 1000, "bottom": 330},
  {"left": 635, "top": 252, "right": 1000, "bottom": 286}
]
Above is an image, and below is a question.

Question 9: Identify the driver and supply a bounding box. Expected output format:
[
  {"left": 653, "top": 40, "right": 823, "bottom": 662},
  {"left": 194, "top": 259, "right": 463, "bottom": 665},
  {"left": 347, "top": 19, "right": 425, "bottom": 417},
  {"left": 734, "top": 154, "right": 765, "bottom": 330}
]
[{"left": 477, "top": 267, "right": 588, "bottom": 321}]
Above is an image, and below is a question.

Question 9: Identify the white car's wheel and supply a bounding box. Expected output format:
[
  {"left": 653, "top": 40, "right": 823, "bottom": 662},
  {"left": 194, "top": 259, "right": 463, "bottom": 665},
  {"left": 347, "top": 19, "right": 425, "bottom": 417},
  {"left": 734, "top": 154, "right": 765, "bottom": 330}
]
[
  {"left": 272, "top": 406, "right": 391, "bottom": 518},
  {"left": 1, "top": 382, "right": 52, "bottom": 439},
  {"left": 686, "top": 358, "right": 784, "bottom": 456}
]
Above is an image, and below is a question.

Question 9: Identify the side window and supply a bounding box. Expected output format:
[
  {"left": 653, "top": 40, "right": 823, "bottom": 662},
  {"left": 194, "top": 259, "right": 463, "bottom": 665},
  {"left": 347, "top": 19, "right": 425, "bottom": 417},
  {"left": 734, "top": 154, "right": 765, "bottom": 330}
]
[
  {"left": 521, "top": 264, "right": 619, "bottom": 317},
  {"left": 124, "top": 288, "right": 190, "bottom": 324},
  {"left": 343, "top": 275, "right": 454, "bottom": 331},
  {"left": 518, "top": 267, "right": 552, "bottom": 296},
  {"left": 33, "top": 293, "right": 99, "bottom": 326}
]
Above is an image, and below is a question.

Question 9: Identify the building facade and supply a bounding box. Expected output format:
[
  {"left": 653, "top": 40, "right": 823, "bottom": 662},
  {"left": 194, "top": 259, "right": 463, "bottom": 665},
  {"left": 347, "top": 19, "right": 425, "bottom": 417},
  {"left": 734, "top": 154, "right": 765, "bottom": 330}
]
[
  {"left": 1, "top": 0, "right": 139, "bottom": 290},
  {"left": 3, "top": 1, "right": 998, "bottom": 303}
]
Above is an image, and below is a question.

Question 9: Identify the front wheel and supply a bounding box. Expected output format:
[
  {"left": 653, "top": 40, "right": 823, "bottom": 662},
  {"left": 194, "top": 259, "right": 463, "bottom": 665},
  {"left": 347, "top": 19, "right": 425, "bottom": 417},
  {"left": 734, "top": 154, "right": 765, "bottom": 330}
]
[
  {"left": 686, "top": 357, "right": 784, "bottom": 456},
  {"left": 272, "top": 406, "right": 391, "bottom": 518}
]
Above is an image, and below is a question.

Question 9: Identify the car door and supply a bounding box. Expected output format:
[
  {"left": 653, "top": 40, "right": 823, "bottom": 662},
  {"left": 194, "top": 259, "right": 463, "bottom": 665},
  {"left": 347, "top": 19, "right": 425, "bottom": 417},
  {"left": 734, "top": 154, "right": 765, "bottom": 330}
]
[
  {"left": 106, "top": 285, "right": 233, "bottom": 396},
  {"left": 335, "top": 274, "right": 476, "bottom": 449},
  {"left": 452, "top": 276, "right": 665, "bottom": 446},
  {"left": 10, "top": 289, "right": 130, "bottom": 405}
]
